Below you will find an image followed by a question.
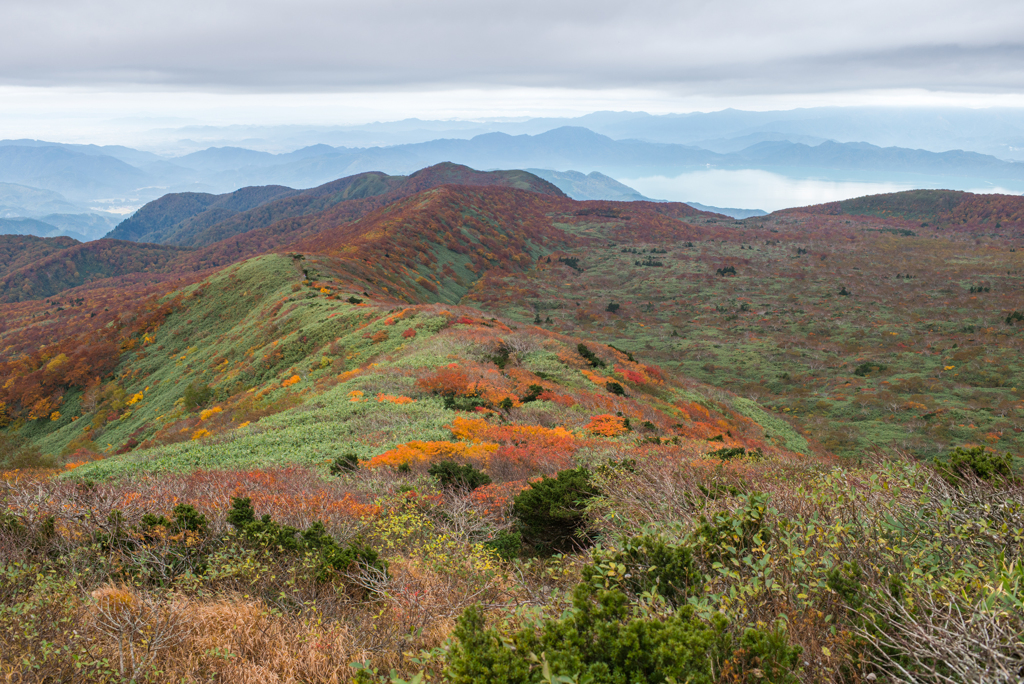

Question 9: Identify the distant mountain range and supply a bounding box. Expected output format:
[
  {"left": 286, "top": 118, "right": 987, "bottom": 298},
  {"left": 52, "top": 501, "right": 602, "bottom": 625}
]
[
  {"left": 144, "top": 107, "right": 1024, "bottom": 162},
  {"left": 3, "top": 128, "right": 1022, "bottom": 205},
  {"left": 0, "top": 108, "right": 1021, "bottom": 241}
]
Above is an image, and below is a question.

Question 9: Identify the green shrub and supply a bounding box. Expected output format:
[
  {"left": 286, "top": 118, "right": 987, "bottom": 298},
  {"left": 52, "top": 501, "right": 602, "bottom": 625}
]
[
  {"left": 941, "top": 445, "right": 1018, "bottom": 483},
  {"left": 445, "top": 578, "right": 801, "bottom": 684},
  {"left": 443, "top": 394, "right": 488, "bottom": 411},
  {"left": 693, "top": 493, "right": 770, "bottom": 565},
  {"left": 576, "top": 343, "right": 606, "bottom": 368},
  {"left": 853, "top": 362, "right": 886, "bottom": 377},
  {"left": 484, "top": 531, "right": 522, "bottom": 561},
  {"left": 706, "top": 446, "right": 747, "bottom": 460},
  {"left": 0, "top": 434, "right": 50, "bottom": 470},
  {"left": 606, "top": 381, "right": 625, "bottom": 395},
  {"left": 486, "top": 344, "right": 512, "bottom": 369},
  {"left": 227, "top": 497, "right": 384, "bottom": 581},
  {"left": 521, "top": 384, "right": 544, "bottom": 403},
  {"left": 429, "top": 460, "right": 492, "bottom": 491},
  {"left": 512, "top": 467, "right": 601, "bottom": 554},
  {"left": 140, "top": 503, "right": 209, "bottom": 536},
  {"left": 329, "top": 452, "right": 360, "bottom": 475},
  {"left": 826, "top": 561, "right": 865, "bottom": 610},
  {"left": 182, "top": 381, "right": 214, "bottom": 410},
  {"left": 586, "top": 534, "right": 700, "bottom": 608}
]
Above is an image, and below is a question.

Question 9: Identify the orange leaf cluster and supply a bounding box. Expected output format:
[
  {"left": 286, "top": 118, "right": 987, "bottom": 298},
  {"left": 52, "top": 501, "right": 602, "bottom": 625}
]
[
  {"left": 415, "top": 365, "right": 474, "bottom": 397},
  {"left": 469, "top": 480, "right": 532, "bottom": 516},
  {"left": 337, "top": 368, "right": 362, "bottom": 383},
  {"left": 585, "top": 414, "right": 628, "bottom": 437},
  {"left": 448, "top": 416, "right": 574, "bottom": 447},
  {"left": 377, "top": 393, "right": 415, "bottom": 405},
  {"left": 365, "top": 440, "right": 499, "bottom": 469},
  {"left": 446, "top": 416, "right": 578, "bottom": 474},
  {"left": 611, "top": 359, "right": 665, "bottom": 386},
  {"left": 415, "top": 363, "right": 519, "bottom": 407},
  {"left": 281, "top": 375, "right": 301, "bottom": 388},
  {"left": 678, "top": 401, "right": 711, "bottom": 423}
]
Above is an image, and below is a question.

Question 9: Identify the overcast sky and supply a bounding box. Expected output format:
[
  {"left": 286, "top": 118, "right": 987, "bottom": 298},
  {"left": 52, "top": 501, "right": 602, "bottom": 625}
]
[{"left": 2, "top": 0, "right": 1023, "bottom": 141}]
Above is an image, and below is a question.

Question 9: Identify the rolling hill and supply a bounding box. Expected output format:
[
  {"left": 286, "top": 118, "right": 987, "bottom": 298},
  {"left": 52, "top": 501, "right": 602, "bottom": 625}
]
[
  {"left": 105, "top": 163, "right": 567, "bottom": 248},
  {"left": 779, "top": 188, "right": 1024, "bottom": 236},
  {"left": 0, "top": 168, "right": 1022, "bottom": 684}
]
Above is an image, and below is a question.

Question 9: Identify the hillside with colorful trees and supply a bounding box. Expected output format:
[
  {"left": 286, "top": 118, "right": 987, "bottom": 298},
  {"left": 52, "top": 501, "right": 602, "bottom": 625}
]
[
  {"left": 1, "top": 168, "right": 1022, "bottom": 684},
  {"left": 780, "top": 188, "right": 1024, "bottom": 237},
  {"left": 0, "top": 234, "right": 80, "bottom": 277},
  {"left": 0, "top": 238, "right": 190, "bottom": 302}
]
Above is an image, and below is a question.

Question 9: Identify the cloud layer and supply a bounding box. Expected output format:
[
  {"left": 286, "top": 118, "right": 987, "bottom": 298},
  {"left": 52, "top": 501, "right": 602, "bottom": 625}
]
[{"left": 5, "top": 0, "right": 1023, "bottom": 94}]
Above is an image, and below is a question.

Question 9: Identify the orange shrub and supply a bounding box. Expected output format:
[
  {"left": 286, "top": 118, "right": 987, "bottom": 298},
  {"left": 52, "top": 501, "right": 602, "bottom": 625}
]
[
  {"left": 415, "top": 365, "right": 474, "bottom": 397},
  {"left": 617, "top": 366, "right": 647, "bottom": 384},
  {"left": 281, "top": 375, "right": 301, "bottom": 388},
  {"left": 469, "top": 480, "right": 531, "bottom": 517},
  {"left": 337, "top": 368, "right": 362, "bottom": 383},
  {"left": 678, "top": 401, "right": 711, "bottom": 422},
  {"left": 377, "top": 393, "right": 415, "bottom": 405},
  {"left": 585, "top": 414, "right": 628, "bottom": 437},
  {"left": 539, "top": 390, "right": 576, "bottom": 407},
  {"left": 365, "top": 440, "right": 499, "bottom": 468}
]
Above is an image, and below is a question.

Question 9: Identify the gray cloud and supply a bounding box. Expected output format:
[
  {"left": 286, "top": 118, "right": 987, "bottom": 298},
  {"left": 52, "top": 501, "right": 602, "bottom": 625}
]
[{"left": 3, "top": 0, "right": 1023, "bottom": 94}]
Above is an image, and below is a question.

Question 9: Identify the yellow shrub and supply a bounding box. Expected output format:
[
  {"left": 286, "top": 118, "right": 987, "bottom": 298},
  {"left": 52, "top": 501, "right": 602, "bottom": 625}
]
[{"left": 199, "top": 407, "right": 222, "bottom": 421}]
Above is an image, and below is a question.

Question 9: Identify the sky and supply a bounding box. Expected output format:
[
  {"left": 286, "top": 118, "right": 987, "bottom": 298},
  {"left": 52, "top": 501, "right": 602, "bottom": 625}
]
[{"left": 2, "top": 0, "right": 1024, "bottom": 143}]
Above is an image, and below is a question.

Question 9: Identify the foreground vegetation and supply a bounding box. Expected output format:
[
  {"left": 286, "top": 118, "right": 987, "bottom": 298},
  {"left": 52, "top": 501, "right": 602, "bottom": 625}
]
[{"left": 3, "top": 450, "right": 1022, "bottom": 682}]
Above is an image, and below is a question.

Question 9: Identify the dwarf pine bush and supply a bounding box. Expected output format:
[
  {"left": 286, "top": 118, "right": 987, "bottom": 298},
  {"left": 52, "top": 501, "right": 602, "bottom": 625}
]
[
  {"left": 445, "top": 575, "right": 801, "bottom": 684},
  {"left": 942, "top": 445, "right": 1018, "bottom": 483},
  {"left": 429, "top": 460, "right": 492, "bottom": 491},
  {"left": 227, "top": 497, "right": 384, "bottom": 581},
  {"left": 512, "top": 467, "right": 601, "bottom": 554}
]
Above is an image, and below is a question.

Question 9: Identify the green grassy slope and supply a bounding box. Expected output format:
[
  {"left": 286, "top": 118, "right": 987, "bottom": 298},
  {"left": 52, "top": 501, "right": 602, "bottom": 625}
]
[{"left": 0, "top": 247, "right": 795, "bottom": 478}]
